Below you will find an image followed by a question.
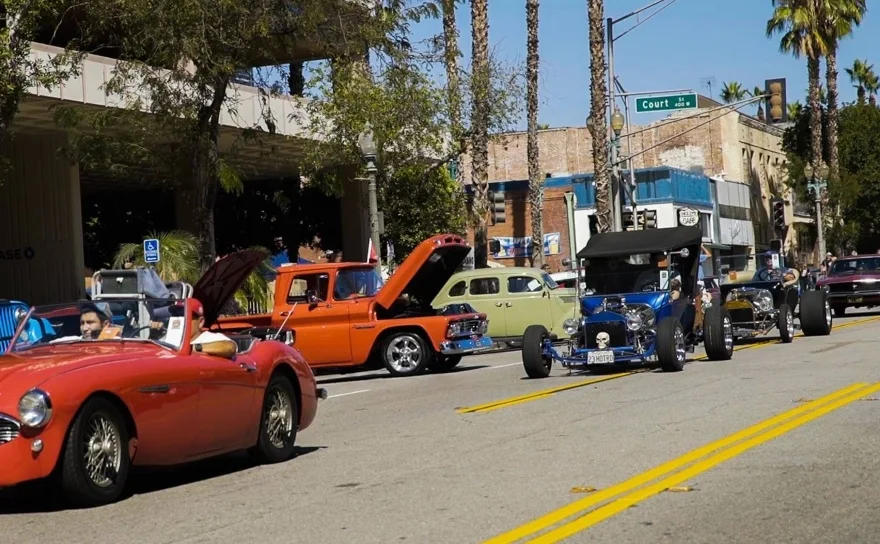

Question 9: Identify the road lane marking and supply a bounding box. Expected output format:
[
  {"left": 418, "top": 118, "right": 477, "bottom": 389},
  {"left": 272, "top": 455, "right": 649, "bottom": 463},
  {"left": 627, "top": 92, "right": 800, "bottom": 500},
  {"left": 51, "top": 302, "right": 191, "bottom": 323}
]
[
  {"left": 483, "top": 382, "right": 870, "bottom": 543},
  {"left": 327, "top": 389, "right": 370, "bottom": 398},
  {"left": 491, "top": 362, "right": 523, "bottom": 369},
  {"left": 463, "top": 316, "right": 880, "bottom": 415},
  {"left": 526, "top": 381, "right": 880, "bottom": 543},
  {"left": 456, "top": 372, "right": 639, "bottom": 414}
]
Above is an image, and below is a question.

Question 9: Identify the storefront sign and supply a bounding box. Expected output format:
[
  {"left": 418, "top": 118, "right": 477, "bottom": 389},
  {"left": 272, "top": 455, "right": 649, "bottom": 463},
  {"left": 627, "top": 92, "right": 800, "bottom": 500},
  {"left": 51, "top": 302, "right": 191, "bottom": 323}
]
[
  {"left": 677, "top": 207, "right": 700, "bottom": 227},
  {"left": 0, "top": 247, "right": 35, "bottom": 260}
]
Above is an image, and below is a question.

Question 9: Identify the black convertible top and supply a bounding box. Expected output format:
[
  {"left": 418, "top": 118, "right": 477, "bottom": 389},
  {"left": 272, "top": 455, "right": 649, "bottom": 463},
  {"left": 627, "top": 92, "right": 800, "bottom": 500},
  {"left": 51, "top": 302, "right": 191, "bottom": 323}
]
[{"left": 577, "top": 226, "right": 703, "bottom": 259}]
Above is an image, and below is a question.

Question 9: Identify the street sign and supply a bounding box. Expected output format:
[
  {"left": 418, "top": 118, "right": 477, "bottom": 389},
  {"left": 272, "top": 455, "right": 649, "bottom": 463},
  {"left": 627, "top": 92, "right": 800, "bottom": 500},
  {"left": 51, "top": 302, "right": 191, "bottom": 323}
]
[
  {"left": 677, "top": 207, "right": 700, "bottom": 227},
  {"left": 143, "top": 238, "right": 160, "bottom": 263},
  {"left": 635, "top": 93, "right": 698, "bottom": 113}
]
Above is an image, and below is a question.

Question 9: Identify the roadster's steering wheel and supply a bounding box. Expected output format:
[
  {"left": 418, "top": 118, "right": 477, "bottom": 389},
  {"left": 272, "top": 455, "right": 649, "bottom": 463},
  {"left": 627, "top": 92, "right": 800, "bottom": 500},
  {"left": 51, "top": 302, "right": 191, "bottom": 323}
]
[{"left": 640, "top": 281, "right": 660, "bottom": 292}]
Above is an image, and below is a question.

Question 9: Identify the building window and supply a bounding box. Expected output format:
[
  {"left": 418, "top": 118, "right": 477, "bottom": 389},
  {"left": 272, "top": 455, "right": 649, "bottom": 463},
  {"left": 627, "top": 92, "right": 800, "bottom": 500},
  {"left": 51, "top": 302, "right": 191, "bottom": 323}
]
[
  {"left": 699, "top": 212, "right": 712, "bottom": 240},
  {"left": 742, "top": 148, "right": 750, "bottom": 183},
  {"left": 469, "top": 277, "right": 500, "bottom": 295},
  {"left": 719, "top": 204, "right": 750, "bottom": 221}
]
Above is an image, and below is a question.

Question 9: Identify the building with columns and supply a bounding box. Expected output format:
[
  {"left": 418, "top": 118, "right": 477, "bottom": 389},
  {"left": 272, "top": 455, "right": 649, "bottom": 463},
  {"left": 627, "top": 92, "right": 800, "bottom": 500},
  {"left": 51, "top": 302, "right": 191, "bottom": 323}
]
[{"left": 1, "top": 30, "right": 375, "bottom": 304}]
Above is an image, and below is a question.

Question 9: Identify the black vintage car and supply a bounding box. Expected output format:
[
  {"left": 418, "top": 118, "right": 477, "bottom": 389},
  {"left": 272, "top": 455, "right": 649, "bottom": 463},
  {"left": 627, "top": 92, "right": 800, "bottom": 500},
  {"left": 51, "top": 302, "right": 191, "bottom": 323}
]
[{"left": 718, "top": 254, "right": 832, "bottom": 342}]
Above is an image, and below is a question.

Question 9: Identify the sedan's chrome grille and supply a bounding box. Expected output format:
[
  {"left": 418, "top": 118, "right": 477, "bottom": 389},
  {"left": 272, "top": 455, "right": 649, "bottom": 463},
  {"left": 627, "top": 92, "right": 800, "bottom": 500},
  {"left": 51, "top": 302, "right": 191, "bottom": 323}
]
[{"left": 0, "top": 416, "right": 20, "bottom": 444}]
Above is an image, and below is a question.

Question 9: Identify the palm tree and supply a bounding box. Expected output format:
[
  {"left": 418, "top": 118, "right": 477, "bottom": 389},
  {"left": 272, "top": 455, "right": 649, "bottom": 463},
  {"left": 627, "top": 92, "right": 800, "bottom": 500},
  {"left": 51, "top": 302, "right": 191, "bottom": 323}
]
[
  {"left": 866, "top": 73, "right": 880, "bottom": 106},
  {"left": 526, "top": 0, "right": 543, "bottom": 267},
  {"left": 845, "top": 58, "right": 874, "bottom": 104},
  {"left": 720, "top": 81, "right": 747, "bottom": 103},
  {"left": 441, "top": 0, "right": 462, "bottom": 161},
  {"left": 787, "top": 100, "right": 804, "bottom": 120},
  {"left": 818, "top": 0, "right": 865, "bottom": 188},
  {"left": 588, "top": 0, "right": 611, "bottom": 233},
  {"left": 767, "top": 0, "right": 826, "bottom": 181},
  {"left": 470, "top": 0, "right": 490, "bottom": 267},
  {"left": 113, "top": 230, "right": 273, "bottom": 312},
  {"left": 748, "top": 86, "right": 765, "bottom": 120}
]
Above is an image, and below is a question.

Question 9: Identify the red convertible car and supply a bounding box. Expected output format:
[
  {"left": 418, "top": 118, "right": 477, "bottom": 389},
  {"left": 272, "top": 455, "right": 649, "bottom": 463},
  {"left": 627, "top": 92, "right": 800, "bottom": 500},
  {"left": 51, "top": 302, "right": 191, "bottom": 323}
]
[{"left": 0, "top": 250, "right": 326, "bottom": 506}]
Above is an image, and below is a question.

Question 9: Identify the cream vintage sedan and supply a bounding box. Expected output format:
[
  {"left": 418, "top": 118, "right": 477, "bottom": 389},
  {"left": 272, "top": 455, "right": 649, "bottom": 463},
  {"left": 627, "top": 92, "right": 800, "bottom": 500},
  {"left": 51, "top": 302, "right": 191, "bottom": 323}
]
[{"left": 432, "top": 267, "right": 578, "bottom": 348}]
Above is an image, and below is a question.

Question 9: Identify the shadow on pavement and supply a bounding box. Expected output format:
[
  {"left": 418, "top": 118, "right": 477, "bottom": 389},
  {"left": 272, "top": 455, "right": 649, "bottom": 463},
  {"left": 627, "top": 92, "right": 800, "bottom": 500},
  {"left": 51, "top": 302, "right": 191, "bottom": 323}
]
[{"left": 0, "top": 446, "right": 324, "bottom": 514}]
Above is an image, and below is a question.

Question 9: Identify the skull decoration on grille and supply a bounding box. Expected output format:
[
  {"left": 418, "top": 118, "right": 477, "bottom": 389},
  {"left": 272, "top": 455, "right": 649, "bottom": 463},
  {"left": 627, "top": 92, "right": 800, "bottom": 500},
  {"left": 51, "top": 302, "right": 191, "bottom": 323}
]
[{"left": 596, "top": 332, "right": 610, "bottom": 349}]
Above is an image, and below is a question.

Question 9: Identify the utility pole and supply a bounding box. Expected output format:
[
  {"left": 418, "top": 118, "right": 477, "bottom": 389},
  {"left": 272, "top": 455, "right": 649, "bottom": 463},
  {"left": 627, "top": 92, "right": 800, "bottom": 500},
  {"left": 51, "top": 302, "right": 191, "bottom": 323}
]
[
  {"left": 605, "top": 0, "right": 677, "bottom": 231},
  {"left": 805, "top": 162, "right": 829, "bottom": 261}
]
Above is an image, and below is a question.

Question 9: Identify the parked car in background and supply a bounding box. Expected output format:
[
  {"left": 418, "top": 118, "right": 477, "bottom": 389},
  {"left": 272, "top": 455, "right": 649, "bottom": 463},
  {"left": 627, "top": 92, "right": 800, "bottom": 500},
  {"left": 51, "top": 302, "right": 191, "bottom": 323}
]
[
  {"left": 218, "top": 234, "right": 493, "bottom": 377},
  {"left": 433, "top": 266, "right": 578, "bottom": 348},
  {"left": 816, "top": 254, "right": 880, "bottom": 316},
  {"left": 0, "top": 300, "right": 30, "bottom": 352}
]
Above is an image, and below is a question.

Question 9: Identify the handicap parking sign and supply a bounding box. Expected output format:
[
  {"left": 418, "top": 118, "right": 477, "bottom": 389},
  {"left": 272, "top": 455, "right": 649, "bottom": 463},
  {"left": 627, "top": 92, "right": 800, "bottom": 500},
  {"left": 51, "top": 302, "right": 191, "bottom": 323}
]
[{"left": 143, "top": 238, "right": 160, "bottom": 263}]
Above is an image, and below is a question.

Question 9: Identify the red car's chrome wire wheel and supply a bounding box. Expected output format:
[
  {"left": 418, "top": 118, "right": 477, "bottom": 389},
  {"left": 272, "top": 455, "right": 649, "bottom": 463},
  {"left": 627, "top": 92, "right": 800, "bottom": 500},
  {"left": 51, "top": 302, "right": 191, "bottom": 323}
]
[
  {"left": 265, "top": 386, "right": 294, "bottom": 449},
  {"left": 83, "top": 413, "right": 123, "bottom": 488}
]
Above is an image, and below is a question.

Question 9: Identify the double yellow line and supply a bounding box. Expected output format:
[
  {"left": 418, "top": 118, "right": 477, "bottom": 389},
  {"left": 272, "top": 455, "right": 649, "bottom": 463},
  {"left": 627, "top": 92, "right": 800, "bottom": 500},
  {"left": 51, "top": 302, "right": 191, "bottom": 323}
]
[
  {"left": 459, "top": 315, "right": 880, "bottom": 414},
  {"left": 485, "top": 381, "right": 880, "bottom": 543}
]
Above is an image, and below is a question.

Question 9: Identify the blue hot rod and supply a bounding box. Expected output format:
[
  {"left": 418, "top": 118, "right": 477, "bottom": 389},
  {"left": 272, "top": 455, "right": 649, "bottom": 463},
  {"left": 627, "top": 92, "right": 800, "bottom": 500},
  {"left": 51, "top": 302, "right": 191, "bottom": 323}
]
[{"left": 521, "top": 226, "right": 735, "bottom": 377}]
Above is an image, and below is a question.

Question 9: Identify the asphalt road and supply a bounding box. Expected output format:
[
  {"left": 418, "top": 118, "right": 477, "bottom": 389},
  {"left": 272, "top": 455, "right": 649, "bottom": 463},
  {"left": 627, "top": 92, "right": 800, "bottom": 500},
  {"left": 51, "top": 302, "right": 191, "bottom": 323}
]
[{"left": 5, "top": 310, "right": 880, "bottom": 544}]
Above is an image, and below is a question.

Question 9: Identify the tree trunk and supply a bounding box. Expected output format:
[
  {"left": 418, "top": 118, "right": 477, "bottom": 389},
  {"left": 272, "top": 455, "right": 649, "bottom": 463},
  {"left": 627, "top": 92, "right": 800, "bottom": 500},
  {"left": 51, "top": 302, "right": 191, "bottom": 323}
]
[
  {"left": 192, "top": 74, "right": 230, "bottom": 272},
  {"left": 288, "top": 61, "right": 305, "bottom": 96},
  {"left": 825, "top": 45, "right": 840, "bottom": 186},
  {"left": 871, "top": 94, "right": 877, "bottom": 107},
  {"left": 470, "top": 0, "right": 490, "bottom": 268},
  {"left": 442, "top": 0, "right": 461, "bottom": 142},
  {"left": 807, "top": 55, "right": 822, "bottom": 174},
  {"left": 857, "top": 85, "right": 866, "bottom": 105},
  {"left": 526, "top": 0, "right": 543, "bottom": 268},
  {"left": 587, "top": 0, "right": 611, "bottom": 233}
]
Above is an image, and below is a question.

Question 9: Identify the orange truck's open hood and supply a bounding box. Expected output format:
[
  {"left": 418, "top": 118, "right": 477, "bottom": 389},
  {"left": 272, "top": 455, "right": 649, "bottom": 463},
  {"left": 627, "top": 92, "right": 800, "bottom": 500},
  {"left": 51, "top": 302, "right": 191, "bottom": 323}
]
[{"left": 374, "top": 234, "right": 472, "bottom": 310}]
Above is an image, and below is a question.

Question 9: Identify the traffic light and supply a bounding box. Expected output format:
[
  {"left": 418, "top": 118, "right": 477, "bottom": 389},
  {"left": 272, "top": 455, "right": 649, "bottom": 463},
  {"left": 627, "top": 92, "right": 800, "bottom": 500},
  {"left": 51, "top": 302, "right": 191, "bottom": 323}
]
[
  {"left": 622, "top": 211, "right": 635, "bottom": 231},
  {"left": 765, "top": 78, "right": 787, "bottom": 124},
  {"left": 643, "top": 210, "right": 657, "bottom": 229},
  {"left": 488, "top": 190, "right": 506, "bottom": 224},
  {"left": 771, "top": 197, "right": 786, "bottom": 229}
]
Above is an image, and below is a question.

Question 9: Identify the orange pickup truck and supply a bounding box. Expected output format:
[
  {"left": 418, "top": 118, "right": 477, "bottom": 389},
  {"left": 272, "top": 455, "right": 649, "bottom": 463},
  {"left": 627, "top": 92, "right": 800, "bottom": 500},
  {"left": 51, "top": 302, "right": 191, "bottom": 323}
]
[{"left": 217, "top": 234, "right": 494, "bottom": 377}]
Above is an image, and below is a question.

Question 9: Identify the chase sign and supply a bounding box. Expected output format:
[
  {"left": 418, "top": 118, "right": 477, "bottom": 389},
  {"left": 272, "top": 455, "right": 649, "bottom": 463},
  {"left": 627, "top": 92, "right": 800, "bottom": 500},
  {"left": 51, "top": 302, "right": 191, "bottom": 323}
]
[{"left": 0, "top": 247, "right": 36, "bottom": 260}]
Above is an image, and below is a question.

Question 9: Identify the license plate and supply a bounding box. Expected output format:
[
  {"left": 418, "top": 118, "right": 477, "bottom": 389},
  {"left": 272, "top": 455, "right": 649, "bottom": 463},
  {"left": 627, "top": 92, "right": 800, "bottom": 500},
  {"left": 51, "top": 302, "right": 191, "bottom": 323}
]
[
  {"left": 587, "top": 350, "right": 615, "bottom": 365},
  {"left": 848, "top": 296, "right": 863, "bottom": 303}
]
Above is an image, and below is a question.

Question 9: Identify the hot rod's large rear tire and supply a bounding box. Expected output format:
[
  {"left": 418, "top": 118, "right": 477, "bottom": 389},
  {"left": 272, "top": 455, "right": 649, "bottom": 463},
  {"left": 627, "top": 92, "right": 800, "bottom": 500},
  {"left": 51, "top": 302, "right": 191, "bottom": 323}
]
[
  {"left": 703, "top": 305, "right": 734, "bottom": 360},
  {"left": 656, "top": 317, "right": 686, "bottom": 372},
  {"left": 800, "top": 290, "right": 832, "bottom": 336},
  {"left": 522, "top": 324, "right": 552, "bottom": 379}
]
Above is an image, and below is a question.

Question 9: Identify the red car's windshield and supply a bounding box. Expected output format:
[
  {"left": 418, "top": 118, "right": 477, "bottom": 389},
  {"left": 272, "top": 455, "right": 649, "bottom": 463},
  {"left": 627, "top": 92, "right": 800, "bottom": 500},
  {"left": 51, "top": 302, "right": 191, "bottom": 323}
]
[{"left": 9, "top": 299, "right": 189, "bottom": 353}]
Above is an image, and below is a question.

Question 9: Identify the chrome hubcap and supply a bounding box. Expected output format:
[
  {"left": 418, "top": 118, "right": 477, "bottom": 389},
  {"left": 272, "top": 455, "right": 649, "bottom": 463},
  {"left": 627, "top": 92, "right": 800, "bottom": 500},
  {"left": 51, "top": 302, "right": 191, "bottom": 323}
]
[
  {"left": 83, "top": 414, "right": 122, "bottom": 488},
  {"left": 786, "top": 310, "right": 794, "bottom": 337},
  {"left": 825, "top": 301, "right": 832, "bottom": 328},
  {"left": 386, "top": 334, "right": 423, "bottom": 372},
  {"left": 723, "top": 316, "right": 733, "bottom": 352},
  {"left": 265, "top": 386, "right": 293, "bottom": 449},
  {"left": 674, "top": 327, "right": 686, "bottom": 362}
]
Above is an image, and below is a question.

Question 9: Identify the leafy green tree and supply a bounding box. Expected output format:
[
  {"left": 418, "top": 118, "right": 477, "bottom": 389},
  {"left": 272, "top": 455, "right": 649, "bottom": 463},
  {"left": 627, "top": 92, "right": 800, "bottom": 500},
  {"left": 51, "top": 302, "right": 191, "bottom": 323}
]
[
  {"left": 299, "top": 4, "right": 523, "bottom": 262},
  {"left": 782, "top": 102, "right": 880, "bottom": 251},
  {"left": 378, "top": 165, "right": 466, "bottom": 261},
  {"left": 57, "top": 0, "right": 399, "bottom": 272},
  {"left": 0, "top": 1, "right": 82, "bottom": 174}
]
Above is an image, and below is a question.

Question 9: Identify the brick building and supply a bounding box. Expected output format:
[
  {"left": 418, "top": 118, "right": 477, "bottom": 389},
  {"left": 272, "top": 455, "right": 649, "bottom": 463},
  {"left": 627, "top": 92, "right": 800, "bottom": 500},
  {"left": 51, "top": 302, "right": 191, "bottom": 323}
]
[{"left": 461, "top": 94, "right": 819, "bottom": 267}]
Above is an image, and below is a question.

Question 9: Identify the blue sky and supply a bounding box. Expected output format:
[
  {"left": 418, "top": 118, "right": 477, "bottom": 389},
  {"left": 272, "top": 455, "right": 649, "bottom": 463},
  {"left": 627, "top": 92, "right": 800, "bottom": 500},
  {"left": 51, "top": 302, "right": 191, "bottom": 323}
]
[{"left": 409, "top": 0, "right": 878, "bottom": 129}]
